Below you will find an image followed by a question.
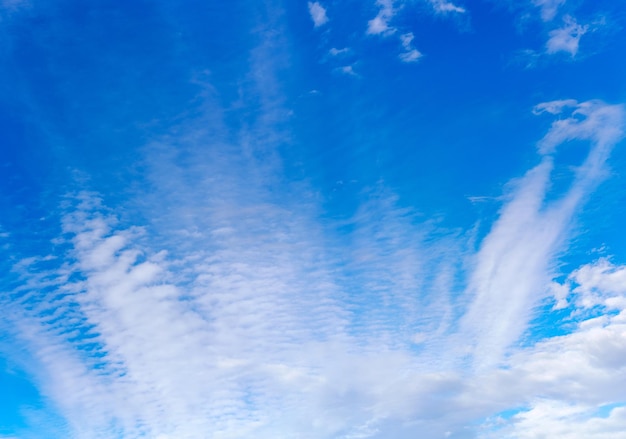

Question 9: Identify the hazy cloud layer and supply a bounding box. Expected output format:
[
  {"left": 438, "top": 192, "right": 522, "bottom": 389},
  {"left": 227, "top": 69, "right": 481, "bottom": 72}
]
[
  {"left": 3, "top": 98, "right": 624, "bottom": 438},
  {"left": 1, "top": 0, "right": 625, "bottom": 437}
]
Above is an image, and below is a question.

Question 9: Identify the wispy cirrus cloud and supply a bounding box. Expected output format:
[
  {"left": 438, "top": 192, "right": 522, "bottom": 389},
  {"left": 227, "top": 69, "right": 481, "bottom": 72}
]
[
  {"left": 367, "top": 0, "right": 396, "bottom": 35},
  {"left": 459, "top": 100, "right": 625, "bottom": 370},
  {"left": 338, "top": 64, "right": 358, "bottom": 76},
  {"left": 366, "top": 2, "right": 426, "bottom": 65},
  {"left": 532, "top": 0, "right": 566, "bottom": 22},
  {"left": 3, "top": 98, "right": 625, "bottom": 438},
  {"left": 398, "top": 32, "right": 423, "bottom": 62},
  {"left": 506, "top": 0, "right": 610, "bottom": 64},
  {"left": 308, "top": 1, "right": 329, "bottom": 27},
  {"left": 428, "top": 0, "right": 466, "bottom": 15},
  {"left": 2, "top": 0, "right": 626, "bottom": 437},
  {"left": 49, "top": 193, "right": 345, "bottom": 437},
  {"left": 329, "top": 47, "right": 350, "bottom": 56},
  {"left": 366, "top": 0, "right": 466, "bottom": 37},
  {"left": 545, "top": 15, "right": 588, "bottom": 56}
]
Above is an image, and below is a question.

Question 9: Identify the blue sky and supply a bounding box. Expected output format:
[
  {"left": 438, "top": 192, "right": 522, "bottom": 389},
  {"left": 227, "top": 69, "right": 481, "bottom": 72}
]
[{"left": 1, "top": 0, "right": 626, "bottom": 438}]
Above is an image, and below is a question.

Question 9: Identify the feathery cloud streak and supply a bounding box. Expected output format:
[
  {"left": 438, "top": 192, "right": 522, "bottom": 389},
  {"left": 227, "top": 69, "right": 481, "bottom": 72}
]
[
  {"left": 3, "top": 98, "right": 624, "bottom": 438},
  {"left": 428, "top": 0, "right": 465, "bottom": 15},
  {"left": 2, "top": 1, "right": 626, "bottom": 436},
  {"left": 460, "top": 100, "right": 624, "bottom": 369}
]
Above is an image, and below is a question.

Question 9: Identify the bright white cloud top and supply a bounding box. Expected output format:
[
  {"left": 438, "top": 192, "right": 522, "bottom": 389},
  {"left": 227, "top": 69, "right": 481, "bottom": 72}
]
[{"left": 1, "top": 0, "right": 626, "bottom": 438}]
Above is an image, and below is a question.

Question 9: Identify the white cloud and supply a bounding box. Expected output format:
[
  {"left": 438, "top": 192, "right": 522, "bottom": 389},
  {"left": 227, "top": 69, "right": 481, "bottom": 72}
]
[
  {"left": 367, "top": 0, "right": 396, "bottom": 35},
  {"left": 399, "top": 49, "right": 422, "bottom": 62},
  {"left": 569, "top": 259, "right": 626, "bottom": 310},
  {"left": 532, "top": 98, "right": 578, "bottom": 115},
  {"left": 428, "top": 0, "right": 466, "bottom": 14},
  {"left": 2, "top": 193, "right": 465, "bottom": 437},
  {"left": 5, "top": 0, "right": 626, "bottom": 434},
  {"left": 459, "top": 100, "right": 625, "bottom": 370},
  {"left": 308, "top": 2, "right": 329, "bottom": 27},
  {"left": 535, "top": 100, "right": 624, "bottom": 154},
  {"left": 398, "top": 32, "right": 423, "bottom": 62},
  {"left": 6, "top": 189, "right": 352, "bottom": 437},
  {"left": 477, "top": 258, "right": 626, "bottom": 437},
  {"left": 546, "top": 15, "right": 588, "bottom": 56},
  {"left": 533, "top": 0, "right": 566, "bottom": 22},
  {"left": 483, "top": 401, "right": 626, "bottom": 439},
  {"left": 343, "top": 187, "right": 459, "bottom": 348},
  {"left": 340, "top": 65, "right": 357, "bottom": 75},
  {"left": 2, "top": 181, "right": 461, "bottom": 438},
  {"left": 2, "top": 85, "right": 624, "bottom": 439},
  {"left": 329, "top": 47, "right": 350, "bottom": 56}
]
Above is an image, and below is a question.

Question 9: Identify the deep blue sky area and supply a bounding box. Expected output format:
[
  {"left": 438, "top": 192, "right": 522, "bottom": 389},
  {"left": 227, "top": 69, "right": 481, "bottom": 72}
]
[{"left": 1, "top": 1, "right": 626, "bottom": 438}]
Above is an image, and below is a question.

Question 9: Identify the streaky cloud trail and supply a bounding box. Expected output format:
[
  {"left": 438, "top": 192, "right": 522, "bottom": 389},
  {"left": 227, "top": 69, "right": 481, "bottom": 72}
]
[{"left": 460, "top": 100, "right": 625, "bottom": 370}]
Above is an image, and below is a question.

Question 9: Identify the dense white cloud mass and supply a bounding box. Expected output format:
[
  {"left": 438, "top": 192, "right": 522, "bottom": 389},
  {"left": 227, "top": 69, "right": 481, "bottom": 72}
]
[{"left": 479, "top": 262, "right": 626, "bottom": 437}]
